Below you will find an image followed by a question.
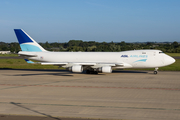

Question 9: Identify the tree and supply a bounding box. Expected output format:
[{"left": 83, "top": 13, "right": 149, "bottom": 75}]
[{"left": 172, "top": 41, "right": 179, "bottom": 48}]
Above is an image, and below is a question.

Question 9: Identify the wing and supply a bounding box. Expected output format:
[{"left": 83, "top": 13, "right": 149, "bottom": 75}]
[
  {"left": 24, "top": 60, "right": 132, "bottom": 69},
  {"left": 25, "top": 61, "right": 132, "bottom": 73},
  {"left": 40, "top": 62, "right": 131, "bottom": 68}
]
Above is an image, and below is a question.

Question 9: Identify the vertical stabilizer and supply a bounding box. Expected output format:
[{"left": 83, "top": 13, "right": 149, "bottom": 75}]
[{"left": 14, "top": 29, "right": 46, "bottom": 52}]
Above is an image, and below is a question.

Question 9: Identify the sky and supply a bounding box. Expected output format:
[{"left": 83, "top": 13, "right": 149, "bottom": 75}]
[{"left": 0, "top": 0, "right": 180, "bottom": 43}]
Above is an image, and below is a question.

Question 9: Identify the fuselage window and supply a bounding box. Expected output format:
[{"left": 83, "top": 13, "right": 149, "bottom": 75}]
[{"left": 142, "top": 52, "right": 146, "bottom": 54}]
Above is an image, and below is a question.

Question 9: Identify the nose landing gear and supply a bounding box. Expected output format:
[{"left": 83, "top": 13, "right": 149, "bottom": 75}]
[{"left": 154, "top": 68, "right": 158, "bottom": 74}]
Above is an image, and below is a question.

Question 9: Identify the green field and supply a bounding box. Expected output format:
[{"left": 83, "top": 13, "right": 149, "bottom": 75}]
[
  {"left": 166, "top": 53, "right": 180, "bottom": 57},
  {"left": 0, "top": 59, "right": 59, "bottom": 69},
  {"left": 0, "top": 53, "right": 179, "bottom": 71},
  {"left": 0, "top": 54, "right": 18, "bottom": 57}
]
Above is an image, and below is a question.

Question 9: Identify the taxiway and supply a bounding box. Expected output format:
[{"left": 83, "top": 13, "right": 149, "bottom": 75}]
[{"left": 0, "top": 69, "right": 180, "bottom": 120}]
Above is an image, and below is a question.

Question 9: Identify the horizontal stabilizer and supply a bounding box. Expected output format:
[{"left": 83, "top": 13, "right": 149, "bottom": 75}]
[{"left": 24, "top": 59, "right": 34, "bottom": 64}]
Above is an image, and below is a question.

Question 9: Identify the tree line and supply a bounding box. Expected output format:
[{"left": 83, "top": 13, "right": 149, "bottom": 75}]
[{"left": 0, "top": 40, "right": 179, "bottom": 53}]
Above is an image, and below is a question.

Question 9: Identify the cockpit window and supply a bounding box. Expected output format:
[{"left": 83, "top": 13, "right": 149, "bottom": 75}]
[{"left": 159, "top": 52, "right": 164, "bottom": 54}]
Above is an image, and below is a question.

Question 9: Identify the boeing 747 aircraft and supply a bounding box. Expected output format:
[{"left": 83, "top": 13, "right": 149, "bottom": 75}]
[{"left": 14, "top": 29, "right": 175, "bottom": 74}]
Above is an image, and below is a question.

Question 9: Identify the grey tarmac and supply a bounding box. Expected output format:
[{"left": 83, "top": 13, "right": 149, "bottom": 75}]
[{"left": 0, "top": 69, "right": 180, "bottom": 120}]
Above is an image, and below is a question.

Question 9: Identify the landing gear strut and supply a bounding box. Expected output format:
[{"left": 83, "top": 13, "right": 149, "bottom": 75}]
[
  {"left": 154, "top": 68, "right": 158, "bottom": 74},
  {"left": 86, "top": 70, "right": 98, "bottom": 74}
]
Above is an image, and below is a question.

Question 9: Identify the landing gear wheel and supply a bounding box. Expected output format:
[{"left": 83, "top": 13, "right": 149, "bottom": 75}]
[
  {"left": 154, "top": 68, "right": 158, "bottom": 75},
  {"left": 93, "top": 71, "right": 98, "bottom": 74},
  {"left": 154, "top": 71, "right": 158, "bottom": 74},
  {"left": 86, "top": 70, "right": 90, "bottom": 74},
  {"left": 86, "top": 70, "right": 98, "bottom": 74}
]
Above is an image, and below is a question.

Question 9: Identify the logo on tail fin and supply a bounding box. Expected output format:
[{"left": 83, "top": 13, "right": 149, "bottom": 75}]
[{"left": 14, "top": 29, "right": 46, "bottom": 52}]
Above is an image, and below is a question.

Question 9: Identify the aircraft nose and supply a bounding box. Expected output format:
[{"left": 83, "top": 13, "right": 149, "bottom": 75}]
[{"left": 164, "top": 55, "right": 176, "bottom": 65}]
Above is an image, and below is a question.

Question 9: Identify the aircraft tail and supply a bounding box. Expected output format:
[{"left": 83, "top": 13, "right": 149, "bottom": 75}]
[{"left": 14, "top": 29, "right": 46, "bottom": 52}]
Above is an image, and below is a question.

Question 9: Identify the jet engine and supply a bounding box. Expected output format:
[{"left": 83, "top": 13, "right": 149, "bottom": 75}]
[
  {"left": 98, "top": 66, "right": 112, "bottom": 73},
  {"left": 70, "top": 65, "right": 83, "bottom": 73}
]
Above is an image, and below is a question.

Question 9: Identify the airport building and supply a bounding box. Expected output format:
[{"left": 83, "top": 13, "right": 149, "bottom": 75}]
[{"left": 0, "top": 51, "right": 11, "bottom": 54}]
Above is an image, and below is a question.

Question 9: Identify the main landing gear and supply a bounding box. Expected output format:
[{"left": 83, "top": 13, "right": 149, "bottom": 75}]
[
  {"left": 86, "top": 70, "right": 98, "bottom": 74},
  {"left": 154, "top": 68, "right": 158, "bottom": 74}
]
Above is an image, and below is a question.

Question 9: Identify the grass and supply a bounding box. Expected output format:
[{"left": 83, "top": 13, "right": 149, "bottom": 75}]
[
  {"left": 0, "top": 53, "right": 179, "bottom": 71},
  {"left": 0, "top": 54, "right": 18, "bottom": 56},
  {"left": 0, "top": 59, "right": 59, "bottom": 69},
  {"left": 166, "top": 53, "right": 180, "bottom": 57}
]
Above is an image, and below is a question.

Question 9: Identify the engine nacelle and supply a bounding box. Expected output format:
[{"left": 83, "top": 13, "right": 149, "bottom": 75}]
[
  {"left": 98, "top": 66, "right": 112, "bottom": 73},
  {"left": 71, "top": 65, "right": 83, "bottom": 73}
]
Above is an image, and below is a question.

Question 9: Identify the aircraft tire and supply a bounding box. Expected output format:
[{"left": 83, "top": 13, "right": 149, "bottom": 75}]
[
  {"left": 154, "top": 71, "right": 158, "bottom": 75},
  {"left": 86, "top": 70, "right": 90, "bottom": 74},
  {"left": 93, "top": 71, "right": 98, "bottom": 74}
]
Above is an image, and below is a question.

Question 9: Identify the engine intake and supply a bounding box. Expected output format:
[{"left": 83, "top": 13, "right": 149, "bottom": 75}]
[
  {"left": 69, "top": 65, "right": 83, "bottom": 73},
  {"left": 98, "top": 66, "right": 112, "bottom": 73}
]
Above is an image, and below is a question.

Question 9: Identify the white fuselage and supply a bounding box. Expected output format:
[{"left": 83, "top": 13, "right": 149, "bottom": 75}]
[{"left": 22, "top": 49, "right": 175, "bottom": 69}]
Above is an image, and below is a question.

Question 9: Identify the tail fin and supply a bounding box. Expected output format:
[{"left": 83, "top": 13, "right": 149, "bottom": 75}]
[{"left": 14, "top": 29, "right": 46, "bottom": 52}]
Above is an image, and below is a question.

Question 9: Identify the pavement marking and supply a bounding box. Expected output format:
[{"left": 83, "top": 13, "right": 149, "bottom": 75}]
[
  {"left": 0, "top": 77, "right": 96, "bottom": 90},
  {"left": 0, "top": 102, "right": 180, "bottom": 111},
  {"left": 0, "top": 84, "right": 180, "bottom": 91}
]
